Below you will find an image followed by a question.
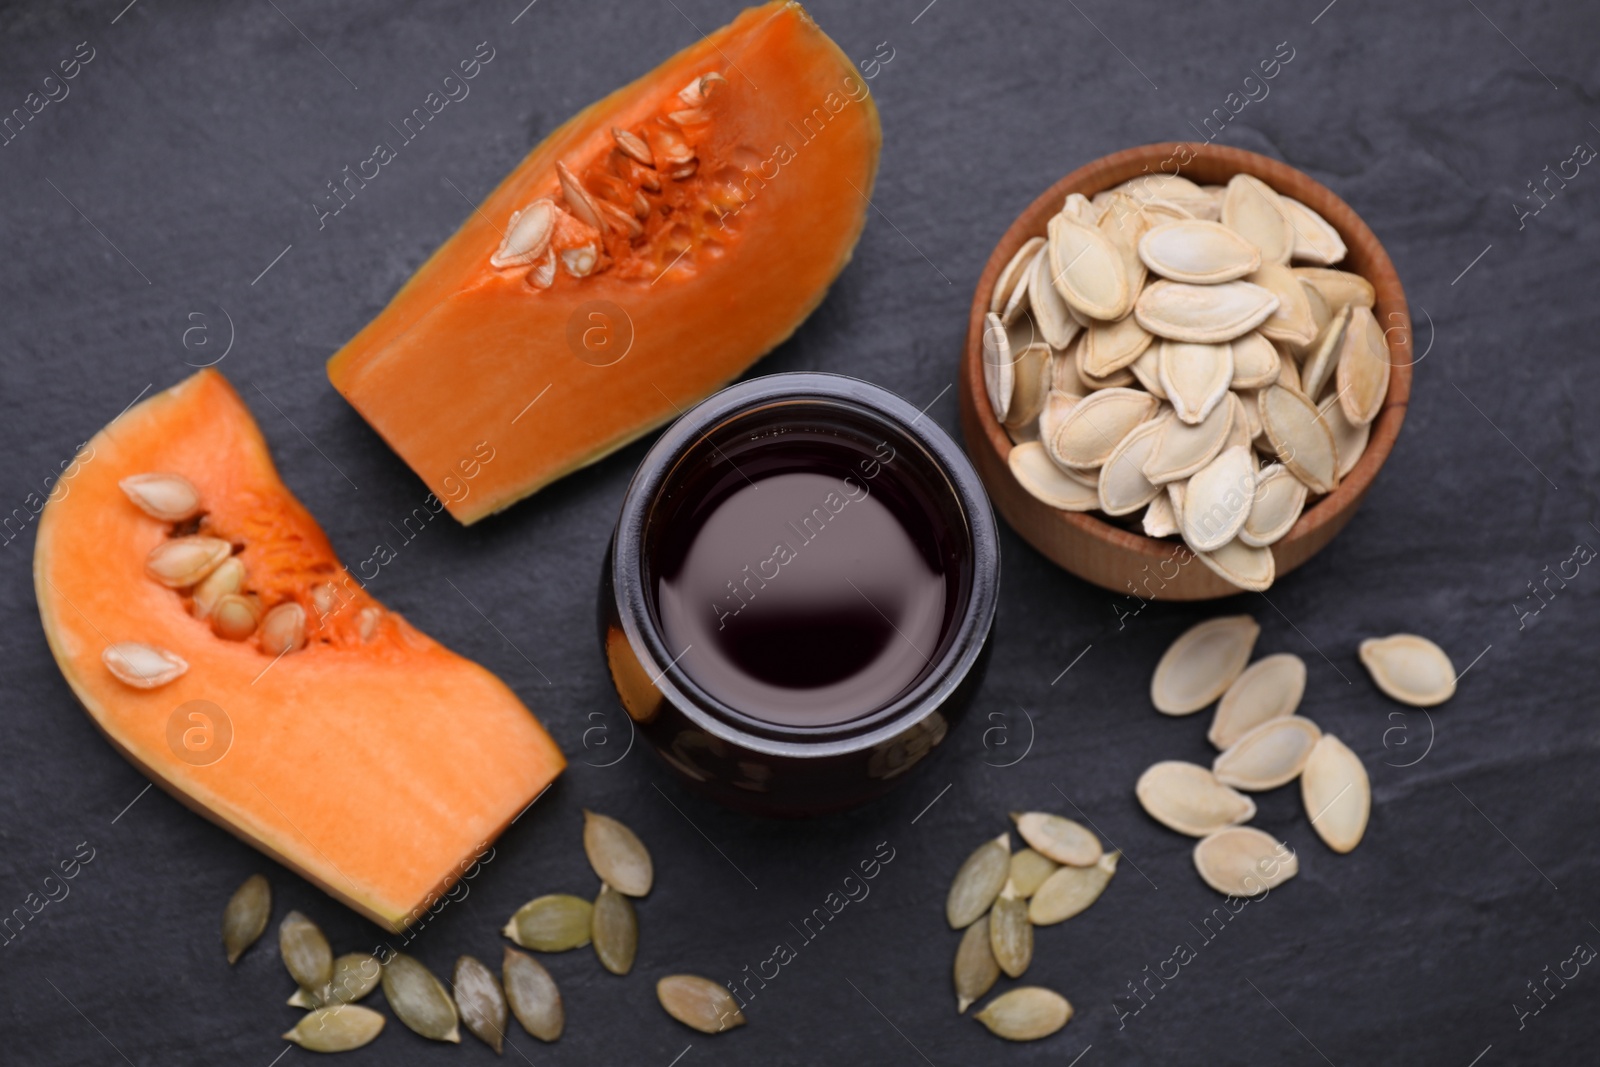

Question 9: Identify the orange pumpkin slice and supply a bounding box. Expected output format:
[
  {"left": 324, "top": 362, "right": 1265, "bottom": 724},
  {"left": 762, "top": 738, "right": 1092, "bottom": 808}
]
[
  {"left": 327, "top": 1, "right": 881, "bottom": 523},
  {"left": 34, "top": 370, "right": 564, "bottom": 930}
]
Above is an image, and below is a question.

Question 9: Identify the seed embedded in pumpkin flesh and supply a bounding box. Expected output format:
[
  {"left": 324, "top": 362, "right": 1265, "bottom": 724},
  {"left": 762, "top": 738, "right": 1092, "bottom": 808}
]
[
  {"left": 259, "top": 602, "right": 307, "bottom": 655},
  {"left": 612, "top": 127, "right": 655, "bottom": 167},
  {"left": 102, "top": 642, "right": 188, "bottom": 688},
  {"left": 191, "top": 556, "right": 245, "bottom": 619},
  {"left": 211, "top": 594, "right": 262, "bottom": 641},
  {"left": 145, "top": 535, "right": 232, "bottom": 588},
  {"left": 119, "top": 472, "right": 203, "bottom": 522}
]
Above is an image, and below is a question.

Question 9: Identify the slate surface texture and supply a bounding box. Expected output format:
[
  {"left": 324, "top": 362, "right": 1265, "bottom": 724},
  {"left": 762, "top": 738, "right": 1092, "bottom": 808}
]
[{"left": 1, "top": 0, "right": 1597, "bottom": 1063}]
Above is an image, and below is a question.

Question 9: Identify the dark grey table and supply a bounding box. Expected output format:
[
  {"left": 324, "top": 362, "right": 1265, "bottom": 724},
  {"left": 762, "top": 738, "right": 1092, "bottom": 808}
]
[{"left": 3, "top": 1, "right": 1596, "bottom": 1063}]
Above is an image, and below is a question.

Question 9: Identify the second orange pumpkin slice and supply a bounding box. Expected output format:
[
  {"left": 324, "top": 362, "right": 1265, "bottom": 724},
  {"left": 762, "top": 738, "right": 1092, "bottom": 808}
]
[{"left": 327, "top": 1, "right": 882, "bottom": 523}]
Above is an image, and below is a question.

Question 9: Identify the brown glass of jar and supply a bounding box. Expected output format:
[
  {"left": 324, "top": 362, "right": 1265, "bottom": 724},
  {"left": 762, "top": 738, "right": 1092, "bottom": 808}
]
[{"left": 600, "top": 373, "right": 999, "bottom": 816}]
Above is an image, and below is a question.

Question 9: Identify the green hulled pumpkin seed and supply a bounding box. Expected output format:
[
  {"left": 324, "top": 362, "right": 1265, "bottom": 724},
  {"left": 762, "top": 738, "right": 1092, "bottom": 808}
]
[
  {"left": 954, "top": 913, "right": 999, "bottom": 1013},
  {"left": 988, "top": 883, "right": 1033, "bottom": 979},
  {"left": 279, "top": 910, "right": 333, "bottom": 993},
  {"left": 656, "top": 974, "right": 746, "bottom": 1034},
  {"left": 1007, "top": 849, "right": 1058, "bottom": 898},
  {"left": 974, "top": 986, "right": 1074, "bottom": 1041},
  {"left": 1028, "top": 851, "right": 1119, "bottom": 925},
  {"left": 454, "top": 954, "right": 509, "bottom": 1054},
  {"left": 221, "top": 873, "right": 270, "bottom": 965},
  {"left": 287, "top": 953, "right": 382, "bottom": 1009},
  {"left": 503, "top": 947, "right": 564, "bottom": 1042},
  {"left": 502, "top": 894, "right": 594, "bottom": 951},
  {"left": 282, "top": 1004, "right": 385, "bottom": 1052},
  {"left": 583, "top": 810, "right": 654, "bottom": 897},
  {"left": 381, "top": 952, "right": 461, "bottom": 1043},
  {"left": 592, "top": 883, "right": 639, "bottom": 975},
  {"left": 946, "top": 833, "right": 1011, "bottom": 929}
]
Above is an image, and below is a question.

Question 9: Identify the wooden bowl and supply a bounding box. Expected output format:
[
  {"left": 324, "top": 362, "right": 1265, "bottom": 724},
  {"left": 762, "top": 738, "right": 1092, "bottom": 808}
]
[{"left": 959, "top": 143, "right": 1411, "bottom": 600}]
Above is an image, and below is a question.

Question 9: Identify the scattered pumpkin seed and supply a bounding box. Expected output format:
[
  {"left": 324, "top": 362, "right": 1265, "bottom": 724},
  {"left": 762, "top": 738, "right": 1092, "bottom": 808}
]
[
  {"left": 953, "top": 913, "right": 1000, "bottom": 1013},
  {"left": 1010, "top": 812, "right": 1101, "bottom": 867},
  {"left": 221, "top": 873, "right": 270, "bottom": 965},
  {"left": 1135, "top": 761, "right": 1256, "bottom": 838},
  {"left": 988, "top": 882, "right": 1033, "bottom": 979},
  {"left": 1358, "top": 633, "right": 1456, "bottom": 706},
  {"left": 454, "top": 954, "right": 508, "bottom": 1054},
  {"left": 279, "top": 910, "right": 333, "bottom": 993},
  {"left": 974, "top": 986, "right": 1073, "bottom": 1041},
  {"left": 1192, "top": 827, "right": 1297, "bottom": 896},
  {"left": 1150, "top": 615, "right": 1260, "bottom": 715},
  {"left": 946, "top": 833, "right": 1011, "bottom": 929},
  {"left": 119, "top": 472, "right": 203, "bottom": 522},
  {"left": 503, "top": 947, "right": 563, "bottom": 1042},
  {"left": 1301, "top": 734, "right": 1371, "bottom": 853},
  {"left": 1008, "top": 849, "right": 1058, "bottom": 899},
  {"left": 582, "top": 810, "right": 654, "bottom": 897},
  {"left": 503, "top": 894, "right": 594, "bottom": 951},
  {"left": 592, "top": 883, "right": 639, "bottom": 975},
  {"left": 1210, "top": 653, "right": 1307, "bottom": 748},
  {"left": 1212, "top": 716, "right": 1323, "bottom": 791},
  {"left": 283, "top": 1004, "right": 385, "bottom": 1052},
  {"left": 1028, "top": 851, "right": 1118, "bottom": 925},
  {"left": 657, "top": 974, "right": 746, "bottom": 1034},
  {"left": 290, "top": 953, "right": 382, "bottom": 1009},
  {"left": 381, "top": 952, "right": 461, "bottom": 1043}
]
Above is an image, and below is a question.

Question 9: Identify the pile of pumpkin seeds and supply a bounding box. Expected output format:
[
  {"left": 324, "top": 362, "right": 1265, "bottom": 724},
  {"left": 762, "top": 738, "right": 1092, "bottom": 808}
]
[
  {"left": 988, "top": 172, "right": 1392, "bottom": 592},
  {"left": 221, "top": 809, "right": 713, "bottom": 1053},
  {"left": 945, "top": 812, "right": 1118, "bottom": 1040},
  {"left": 1136, "top": 616, "right": 1457, "bottom": 893}
]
